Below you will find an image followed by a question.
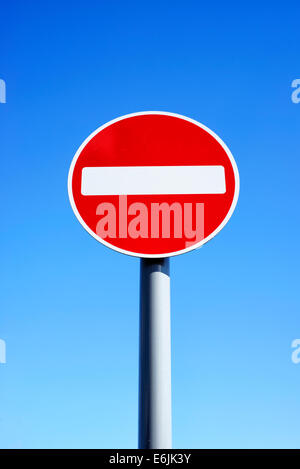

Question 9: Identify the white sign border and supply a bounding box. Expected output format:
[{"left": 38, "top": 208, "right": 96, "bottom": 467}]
[{"left": 68, "top": 111, "right": 240, "bottom": 258}]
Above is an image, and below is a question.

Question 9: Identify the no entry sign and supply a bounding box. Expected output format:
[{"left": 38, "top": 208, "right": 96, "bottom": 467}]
[{"left": 68, "top": 111, "right": 239, "bottom": 257}]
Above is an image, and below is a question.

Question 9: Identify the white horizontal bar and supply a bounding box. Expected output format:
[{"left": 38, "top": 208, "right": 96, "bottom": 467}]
[{"left": 81, "top": 165, "right": 226, "bottom": 196}]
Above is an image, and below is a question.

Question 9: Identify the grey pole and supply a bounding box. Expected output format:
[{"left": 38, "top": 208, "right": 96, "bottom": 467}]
[{"left": 138, "top": 258, "right": 172, "bottom": 449}]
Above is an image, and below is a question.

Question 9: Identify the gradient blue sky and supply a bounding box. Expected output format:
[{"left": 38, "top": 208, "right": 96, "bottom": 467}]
[{"left": 1, "top": 1, "right": 300, "bottom": 449}]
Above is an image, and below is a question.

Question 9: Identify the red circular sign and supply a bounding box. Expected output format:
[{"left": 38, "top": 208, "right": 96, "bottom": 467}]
[{"left": 68, "top": 112, "right": 239, "bottom": 258}]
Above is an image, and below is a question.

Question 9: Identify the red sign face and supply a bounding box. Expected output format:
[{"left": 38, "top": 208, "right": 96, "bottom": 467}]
[{"left": 68, "top": 112, "right": 239, "bottom": 258}]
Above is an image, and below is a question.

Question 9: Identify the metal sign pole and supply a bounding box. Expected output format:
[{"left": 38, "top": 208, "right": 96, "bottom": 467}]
[{"left": 138, "top": 258, "right": 172, "bottom": 449}]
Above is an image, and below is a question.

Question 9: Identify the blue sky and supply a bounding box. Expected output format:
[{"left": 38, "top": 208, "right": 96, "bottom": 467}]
[{"left": 1, "top": 1, "right": 300, "bottom": 449}]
